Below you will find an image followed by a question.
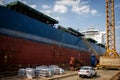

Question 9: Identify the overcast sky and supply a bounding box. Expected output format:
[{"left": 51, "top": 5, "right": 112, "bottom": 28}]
[{"left": 1, "top": 0, "right": 120, "bottom": 53}]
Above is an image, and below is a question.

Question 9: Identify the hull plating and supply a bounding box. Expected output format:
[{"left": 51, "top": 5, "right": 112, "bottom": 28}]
[{"left": 0, "top": 35, "right": 91, "bottom": 67}]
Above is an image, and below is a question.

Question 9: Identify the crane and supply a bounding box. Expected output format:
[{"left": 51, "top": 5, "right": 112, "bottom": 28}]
[{"left": 97, "top": 0, "right": 120, "bottom": 68}]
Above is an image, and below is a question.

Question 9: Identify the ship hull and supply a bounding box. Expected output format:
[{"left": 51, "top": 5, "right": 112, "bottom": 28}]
[
  {"left": 0, "top": 3, "right": 105, "bottom": 72},
  {"left": 0, "top": 34, "right": 91, "bottom": 71}
]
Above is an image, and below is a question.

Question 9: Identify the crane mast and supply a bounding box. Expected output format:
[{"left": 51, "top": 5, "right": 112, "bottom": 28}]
[
  {"left": 105, "top": 0, "right": 119, "bottom": 57},
  {"left": 98, "top": 0, "right": 120, "bottom": 68}
]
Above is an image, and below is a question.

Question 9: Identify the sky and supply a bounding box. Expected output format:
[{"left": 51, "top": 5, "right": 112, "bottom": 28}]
[{"left": 1, "top": 0, "right": 120, "bottom": 53}]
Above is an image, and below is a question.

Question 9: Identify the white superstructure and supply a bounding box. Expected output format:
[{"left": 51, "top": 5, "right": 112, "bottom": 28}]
[{"left": 82, "top": 28, "right": 106, "bottom": 45}]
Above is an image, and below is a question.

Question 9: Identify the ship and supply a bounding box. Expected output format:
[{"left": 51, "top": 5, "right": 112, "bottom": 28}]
[{"left": 0, "top": 1, "right": 105, "bottom": 72}]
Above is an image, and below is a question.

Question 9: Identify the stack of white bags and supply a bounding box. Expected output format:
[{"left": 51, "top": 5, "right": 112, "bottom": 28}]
[{"left": 18, "top": 65, "right": 65, "bottom": 79}]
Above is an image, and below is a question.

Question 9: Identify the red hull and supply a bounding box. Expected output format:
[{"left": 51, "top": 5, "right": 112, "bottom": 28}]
[{"left": 0, "top": 35, "right": 91, "bottom": 71}]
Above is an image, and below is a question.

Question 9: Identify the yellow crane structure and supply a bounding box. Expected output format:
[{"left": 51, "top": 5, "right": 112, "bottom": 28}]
[{"left": 98, "top": 0, "right": 120, "bottom": 68}]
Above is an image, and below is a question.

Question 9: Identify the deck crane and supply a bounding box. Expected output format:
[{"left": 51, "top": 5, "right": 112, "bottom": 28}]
[{"left": 98, "top": 0, "right": 120, "bottom": 68}]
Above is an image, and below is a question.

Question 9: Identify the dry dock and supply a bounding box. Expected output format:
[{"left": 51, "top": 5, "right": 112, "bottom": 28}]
[{"left": 0, "top": 70, "right": 120, "bottom": 80}]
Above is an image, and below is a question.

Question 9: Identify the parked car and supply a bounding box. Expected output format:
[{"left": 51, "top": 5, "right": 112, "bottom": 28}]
[{"left": 78, "top": 66, "right": 97, "bottom": 77}]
